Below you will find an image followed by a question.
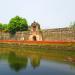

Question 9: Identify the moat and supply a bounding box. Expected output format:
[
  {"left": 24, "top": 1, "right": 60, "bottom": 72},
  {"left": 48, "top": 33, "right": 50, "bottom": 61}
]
[{"left": 0, "top": 43, "right": 75, "bottom": 75}]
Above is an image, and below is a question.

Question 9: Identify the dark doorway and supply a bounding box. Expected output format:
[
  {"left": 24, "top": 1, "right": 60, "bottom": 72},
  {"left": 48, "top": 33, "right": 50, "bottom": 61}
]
[{"left": 33, "top": 36, "right": 37, "bottom": 41}]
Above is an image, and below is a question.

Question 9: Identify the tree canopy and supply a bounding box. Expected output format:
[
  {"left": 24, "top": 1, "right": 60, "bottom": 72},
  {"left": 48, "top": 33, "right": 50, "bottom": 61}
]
[
  {"left": 0, "top": 23, "right": 3, "bottom": 30},
  {"left": 0, "top": 23, "right": 8, "bottom": 32},
  {"left": 8, "top": 16, "right": 28, "bottom": 34},
  {"left": 69, "top": 22, "right": 75, "bottom": 29}
]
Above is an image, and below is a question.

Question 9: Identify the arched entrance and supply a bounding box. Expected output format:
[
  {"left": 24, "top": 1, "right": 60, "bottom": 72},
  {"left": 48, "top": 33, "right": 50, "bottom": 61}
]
[{"left": 33, "top": 36, "right": 37, "bottom": 41}]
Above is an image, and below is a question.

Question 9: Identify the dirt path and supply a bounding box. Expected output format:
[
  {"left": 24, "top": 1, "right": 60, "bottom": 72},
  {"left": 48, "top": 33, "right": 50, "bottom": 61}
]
[{"left": 0, "top": 40, "right": 75, "bottom": 44}]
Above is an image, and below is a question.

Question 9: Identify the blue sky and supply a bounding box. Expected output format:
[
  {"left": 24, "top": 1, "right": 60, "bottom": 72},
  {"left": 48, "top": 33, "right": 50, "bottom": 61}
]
[{"left": 0, "top": 0, "right": 75, "bottom": 29}]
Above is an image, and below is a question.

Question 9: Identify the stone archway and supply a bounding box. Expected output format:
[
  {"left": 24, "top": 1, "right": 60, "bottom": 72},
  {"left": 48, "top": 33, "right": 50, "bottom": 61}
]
[
  {"left": 29, "top": 21, "right": 43, "bottom": 41},
  {"left": 33, "top": 36, "right": 37, "bottom": 41}
]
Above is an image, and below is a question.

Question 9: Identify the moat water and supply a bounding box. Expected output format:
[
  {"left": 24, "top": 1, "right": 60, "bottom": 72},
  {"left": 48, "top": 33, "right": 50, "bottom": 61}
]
[{"left": 0, "top": 44, "right": 75, "bottom": 75}]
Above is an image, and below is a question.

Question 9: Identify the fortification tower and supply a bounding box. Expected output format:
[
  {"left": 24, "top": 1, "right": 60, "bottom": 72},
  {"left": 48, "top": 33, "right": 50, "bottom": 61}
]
[{"left": 29, "top": 21, "right": 43, "bottom": 41}]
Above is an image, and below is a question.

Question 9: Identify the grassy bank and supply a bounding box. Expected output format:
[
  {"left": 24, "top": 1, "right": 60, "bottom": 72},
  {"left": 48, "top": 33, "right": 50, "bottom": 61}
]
[
  {"left": 0, "top": 43, "right": 75, "bottom": 56},
  {"left": 0, "top": 42, "right": 75, "bottom": 50}
]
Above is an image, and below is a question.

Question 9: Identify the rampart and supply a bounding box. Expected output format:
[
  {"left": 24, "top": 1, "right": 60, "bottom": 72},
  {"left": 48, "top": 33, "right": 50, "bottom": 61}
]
[{"left": 0, "top": 27, "right": 75, "bottom": 41}]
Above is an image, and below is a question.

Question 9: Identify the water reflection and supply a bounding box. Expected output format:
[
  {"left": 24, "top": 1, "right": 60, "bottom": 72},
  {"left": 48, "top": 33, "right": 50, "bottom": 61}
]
[
  {"left": 0, "top": 49, "right": 75, "bottom": 75},
  {"left": 8, "top": 51, "right": 28, "bottom": 72},
  {"left": 31, "top": 55, "right": 40, "bottom": 69},
  {"left": 8, "top": 51, "right": 41, "bottom": 71}
]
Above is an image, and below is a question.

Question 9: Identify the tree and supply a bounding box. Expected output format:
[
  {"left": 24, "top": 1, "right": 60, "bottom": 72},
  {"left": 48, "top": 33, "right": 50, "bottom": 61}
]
[
  {"left": 2, "top": 24, "right": 8, "bottom": 32},
  {"left": 0, "top": 23, "right": 8, "bottom": 32},
  {"left": 69, "top": 22, "right": 75, "bottom": 29},
  {"left": 8, "top": 16, "right": 28, "bottom": 34},
  {"left": 0, "top": 23, "right": 3, "bottom": 31}
]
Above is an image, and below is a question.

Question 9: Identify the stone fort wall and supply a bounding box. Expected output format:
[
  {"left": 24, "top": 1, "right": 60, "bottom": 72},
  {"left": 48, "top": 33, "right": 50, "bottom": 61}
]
[
  {"left": 42, "top": 28, "right": 75, "bottom": 41},
  {"left": 0, "top": 27, "right": 75, "bottom": 41}
]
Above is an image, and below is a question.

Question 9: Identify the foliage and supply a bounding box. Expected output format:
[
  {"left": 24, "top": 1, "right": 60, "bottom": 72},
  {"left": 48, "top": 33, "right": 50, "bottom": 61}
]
[
  {"left": 0, "top": 23, "right": 3, "bottom": 30},
  {"left": 69, "top": 22, "right": 75, "bottom": 29},
  {"left": 0, "top": 16, "right": 28, "bottom": 34},
  {"left": 0, "top": 23, "right": 8, "bottom": 32},
  {"left": 2, "top": 24, "right": 8, "bottom": 32},
  {"left": 8, "top": 16, "right": 28, "bottom": 34}
]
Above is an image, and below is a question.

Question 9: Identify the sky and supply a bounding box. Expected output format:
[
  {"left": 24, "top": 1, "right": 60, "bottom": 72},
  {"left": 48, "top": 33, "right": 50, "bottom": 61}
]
[{"left": 0, "top": 0, "right": 75, "bottom": 29}]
